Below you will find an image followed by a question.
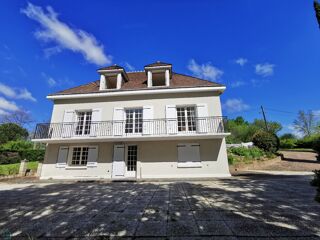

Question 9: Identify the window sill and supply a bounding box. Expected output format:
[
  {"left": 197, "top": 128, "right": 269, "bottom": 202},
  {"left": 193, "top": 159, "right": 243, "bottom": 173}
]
[
  {"left": 65, "top": 166, "right": 87, "bottom": 170},
  {"left": 177, "top": 162, "right": 202, "bottom": 168}
]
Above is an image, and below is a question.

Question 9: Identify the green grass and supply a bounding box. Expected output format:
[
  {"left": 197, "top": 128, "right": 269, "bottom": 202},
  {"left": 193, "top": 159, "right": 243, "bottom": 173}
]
[
  {"left": 0, "top": 161, "right": 38, "bottom": 176},
  {"left": 0, "top": 163, "right": 20, "bottom": 176}
]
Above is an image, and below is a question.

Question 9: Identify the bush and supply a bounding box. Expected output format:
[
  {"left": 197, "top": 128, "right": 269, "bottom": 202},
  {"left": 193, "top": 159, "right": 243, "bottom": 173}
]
[
  {"left": 295, "top": 135, "right": 320, "bottom": 149},
  {"left": 280, "top": 133, "right": 296, "bottom": 140},
  {"left": 312, "top": 138, "right": 320, "bottom": 161},
  {"left": 252, "top": 130, "right": 280, "bottom": 153},
  {"left": 280, "top": 139, "right": 297, "bottom": 149},
  {"left": 228, "top": 146, "right": 265, "bottom": 159},
  {"left": 0, "top": 140, "right": 33, "bottom": 151},
  {"left": 310, "top": 170, "right": 320, "bottom": 187},
  {"left": 0, "top": 149, "right": 45, "bottom": 165}
]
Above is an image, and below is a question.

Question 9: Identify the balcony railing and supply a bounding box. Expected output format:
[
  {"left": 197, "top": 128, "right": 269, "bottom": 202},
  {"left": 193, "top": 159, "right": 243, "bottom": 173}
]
[{"left": 33, "top": 116, "right": 228, "bottom": 140}]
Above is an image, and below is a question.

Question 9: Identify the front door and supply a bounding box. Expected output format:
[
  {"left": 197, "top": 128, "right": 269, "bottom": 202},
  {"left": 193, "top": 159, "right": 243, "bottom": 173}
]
[
  {"left": 125, "top": 145, "right": 138, "bottom": 178},
  {"left": 112, "top": 144, "right": 125, "bottom": 178}
]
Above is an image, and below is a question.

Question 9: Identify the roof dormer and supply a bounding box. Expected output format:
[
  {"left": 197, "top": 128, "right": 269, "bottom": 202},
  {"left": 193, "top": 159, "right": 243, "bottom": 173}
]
[
  {"left": 98, "top": 65, "right": 129, "bottom": 90},
  {"left": 144, "top": 61, "right": 172, "bottom": 88}
]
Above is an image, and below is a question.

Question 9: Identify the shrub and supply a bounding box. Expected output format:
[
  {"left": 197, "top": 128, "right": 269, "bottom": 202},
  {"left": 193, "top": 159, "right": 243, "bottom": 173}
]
[
  {"left": 280, "top": 139, "right": 297, "bottom": 149},
  {"left": 228, "top": 146, "right": 265, "bottom": 159},
  {"left": 295, "top": 134, "right": 320, "bottom": 149},
  {"left": 280, "top": 133, "right": 296, "bottom": 140},
  {"left": 252, "top": 130, "right": 280, "bottom": 153},
  {"left": 0, "top": 140, "right": 33, "bottom": 151},
  {"left": 312, "top": 138, "right": 320, "bottom": 161},
  {"left": 310, "top": 170, "right": 320, "bottom": 187},
  {"left": 0, "top": 149, "right": 45, "bottom": 165}
]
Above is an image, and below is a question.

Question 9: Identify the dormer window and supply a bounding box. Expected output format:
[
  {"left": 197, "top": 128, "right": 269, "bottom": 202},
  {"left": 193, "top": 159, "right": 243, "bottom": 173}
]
[
  {"left": 144, "top": 61, "right": 172, "bottom": 88},
  {"left": 97, "top": 65, "right": 128, "bottom": 90}
]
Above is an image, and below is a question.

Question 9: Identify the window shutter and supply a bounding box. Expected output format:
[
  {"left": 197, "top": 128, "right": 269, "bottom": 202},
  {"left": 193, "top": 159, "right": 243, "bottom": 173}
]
[
  {"left": 90, "top": 108, "right": 102, "bottom": 137},
  {"left": 87, "top": 146, "right": 98, "bottom": 167},
  {"left": 112, "top": 144, "right": 125, "bottom": 177},
  {"left": 189, "top": 144, "right": 201, "bottom": 162},
  {"left": 56, "top": 146, "right": 69, "bottom": 168},
  {"left": 113, "top": 107, "right": 124, "bottom": 136},
  {"left": 62, "top": 110, "right": 74, "bottom": 138},
  {"left": 143, "top": 106, "right": 153, "bottom": 135},
  {"left": 177, "top": 144, "right": 188, "bottom": 162},
  {"left": 196, "top": 104, "right": 208, "bottom": 133},
  {"left": 166, "top": 105, "right": 177, "bottom": 134}
]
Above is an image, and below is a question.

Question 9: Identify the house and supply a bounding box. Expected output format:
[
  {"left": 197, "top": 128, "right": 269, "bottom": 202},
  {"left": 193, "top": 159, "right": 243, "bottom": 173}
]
[{"left": 32, "top": 61, "right": 231, "bottom": 180}]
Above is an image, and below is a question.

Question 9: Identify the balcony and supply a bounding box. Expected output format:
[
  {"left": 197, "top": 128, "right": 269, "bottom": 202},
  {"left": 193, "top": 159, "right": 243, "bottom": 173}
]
[{"left": 32, "top": 116, "right": 230, "bottom": 143}]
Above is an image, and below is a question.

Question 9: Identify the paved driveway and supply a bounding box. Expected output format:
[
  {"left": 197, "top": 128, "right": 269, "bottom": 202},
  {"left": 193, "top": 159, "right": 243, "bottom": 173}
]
[{"left": 0, "top": 175, "right": 320, "bottom": 239}]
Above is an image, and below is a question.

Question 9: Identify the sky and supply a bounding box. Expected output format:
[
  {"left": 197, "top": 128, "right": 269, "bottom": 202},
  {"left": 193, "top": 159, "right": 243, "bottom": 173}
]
[{"left": 0, "top": 0, "right": 319, "bottom": 136}]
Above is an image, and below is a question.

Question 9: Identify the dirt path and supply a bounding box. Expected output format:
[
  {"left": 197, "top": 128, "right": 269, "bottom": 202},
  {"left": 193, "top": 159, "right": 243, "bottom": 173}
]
[{"left": 255, "top": 151, "right": 320, "bottom": 172}]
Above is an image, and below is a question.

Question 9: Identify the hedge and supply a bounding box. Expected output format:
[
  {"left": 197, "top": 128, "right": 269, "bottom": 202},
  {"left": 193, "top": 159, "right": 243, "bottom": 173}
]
[{"left": 0, "top": 149, "right": 45, "bottom": 165}]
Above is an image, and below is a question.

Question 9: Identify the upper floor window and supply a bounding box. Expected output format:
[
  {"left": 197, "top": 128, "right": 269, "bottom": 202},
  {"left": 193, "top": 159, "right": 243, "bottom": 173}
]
[
  {"left": 75, "top": 111, "right": 92, "bottom": 135},
  {"left": 71, "top": 147, "right": 89, "bottom": 166},
  {"left": 177, "top": 106, "right": 196, "bottom": 132},
  {"left": 125, "top": 108, "right": 143, "bottom": 134}
]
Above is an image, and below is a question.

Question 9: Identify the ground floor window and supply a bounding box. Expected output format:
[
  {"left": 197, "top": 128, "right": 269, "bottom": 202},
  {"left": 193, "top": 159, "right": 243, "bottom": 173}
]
[
  {"left": 177, "top": 143, "right": 201, "bottom": 168},
  {"left": 71, "top": 147, "right": 89, "bottom": 166}
]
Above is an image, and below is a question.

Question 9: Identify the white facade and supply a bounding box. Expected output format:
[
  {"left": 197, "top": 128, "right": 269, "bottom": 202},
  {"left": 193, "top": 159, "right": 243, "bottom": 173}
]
[{"left": 34, "top": 64, "right": 231, "bottom": 180}]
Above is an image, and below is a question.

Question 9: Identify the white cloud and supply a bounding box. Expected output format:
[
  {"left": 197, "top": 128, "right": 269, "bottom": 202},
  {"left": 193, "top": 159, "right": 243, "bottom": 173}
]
[
  {"left": 235, "top": 58, "right": 248, "bottom": 66},
  {"left": 255, "top": 63, "right": 275, "bottom": 77},
  {"left": 124, "top": 62, "right": 135, "bottom": 71},
  {"left": 0, "top": 83, "right": 36, "bottom": 102},
  {"left": 21, "top": 3, "right": 111, "bottom": 66},
  {"left": 41, "top": 72, "right": 73, "bottom": 88},
  {"left": 223, "top": 98, "right": 250, "bottom": 113},
  {"left": 187, "top": 59, "right": 223, "bottom": 82},
  {"left": 230, "top": 81, "right": 246, "bottom": 88},
  {"left": 0, "top": 97, "right": 19, "bottom": 112}
]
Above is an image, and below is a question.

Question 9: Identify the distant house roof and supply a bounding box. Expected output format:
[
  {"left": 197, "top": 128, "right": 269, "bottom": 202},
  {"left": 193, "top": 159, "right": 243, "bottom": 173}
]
[{"left": 49, "top": 72, "right": 224, "bottom": 96}]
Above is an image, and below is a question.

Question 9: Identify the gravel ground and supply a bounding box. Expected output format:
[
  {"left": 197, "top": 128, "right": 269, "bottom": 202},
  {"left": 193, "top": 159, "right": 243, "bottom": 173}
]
[{"left": 257, "top": 151, "right": 320, "bottom": 172}]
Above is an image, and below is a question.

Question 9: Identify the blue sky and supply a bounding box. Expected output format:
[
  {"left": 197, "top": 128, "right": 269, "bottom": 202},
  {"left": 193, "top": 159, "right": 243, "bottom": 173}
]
[{"left": 0, "top": 0, "right": 319, "bottom": 135}]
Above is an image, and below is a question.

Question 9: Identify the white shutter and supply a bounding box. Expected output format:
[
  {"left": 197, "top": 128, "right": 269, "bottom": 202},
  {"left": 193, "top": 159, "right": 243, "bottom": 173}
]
[
  {"left": 143, "top": 106, "right": 153, "bottom": 135},
  {"left": 112, "top": 144, "right": 125, "bottom": 177},
  {"left": 196, "top": 104, "right": 208, "bottom": 133},
  {"left": 56, "top": 146, "right": 69, "bottom": 168},
  {"left": 166, "top": 105, "right": 177, "bottom": 134},
  {"left": 90, "top": 108, "right": 102, "bottom": 137},
  {"left": 87, "top": 146, "right": 98, "bottom": 167},
  {"left": 113, "top": 107, "right": 125, "bottom": 136},
  {"left": 62, "top": 110, "right": 74, "bottom": 138}
]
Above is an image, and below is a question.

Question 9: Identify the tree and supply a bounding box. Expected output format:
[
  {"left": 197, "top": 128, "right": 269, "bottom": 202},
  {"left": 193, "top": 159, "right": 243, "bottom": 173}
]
[
  {"left": 280, "top": 133, "right": 296, "bottom": 140},
  {"left": 315, "top": 0, "right": 320, "bottom": 28},
  {"left": 0, "top": 110, "right": 33, "bottom": 127},
  {"left": 293, "top": 110, "right": 316, "bottom": 137},
  {"left": 252, "top": 119, "right": 282, "bottom": 134},
  {"left": 0, "top": 123, "right": 29, "bottom": 144}
]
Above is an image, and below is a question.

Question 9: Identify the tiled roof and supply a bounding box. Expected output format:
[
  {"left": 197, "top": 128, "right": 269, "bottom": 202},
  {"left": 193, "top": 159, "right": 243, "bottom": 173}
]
[
  {"left": 49, "top": 72, "right": 224, "bottom": 96},
  {"left": 144, "top": 61, "right": 172, "bottom": 68},
  {"left": 98, "top": 65, "right": 124, "bottom": 71}
]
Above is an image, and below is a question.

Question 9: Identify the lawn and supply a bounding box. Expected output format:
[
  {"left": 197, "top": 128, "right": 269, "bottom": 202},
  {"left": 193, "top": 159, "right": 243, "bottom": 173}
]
[{"left": 0, "top": 161, "right": 38, "bottom": 176}]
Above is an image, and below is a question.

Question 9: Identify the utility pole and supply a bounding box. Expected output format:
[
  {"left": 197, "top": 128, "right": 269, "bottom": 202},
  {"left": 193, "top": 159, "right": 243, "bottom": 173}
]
[{"left": 261, "top": 105, "right": 269, "bottom": 131}]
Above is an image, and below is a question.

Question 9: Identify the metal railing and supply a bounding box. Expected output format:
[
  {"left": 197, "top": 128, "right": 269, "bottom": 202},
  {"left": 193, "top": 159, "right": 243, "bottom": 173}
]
[{"left": 33, "top": 116, "right": 228, "bottom": 139}]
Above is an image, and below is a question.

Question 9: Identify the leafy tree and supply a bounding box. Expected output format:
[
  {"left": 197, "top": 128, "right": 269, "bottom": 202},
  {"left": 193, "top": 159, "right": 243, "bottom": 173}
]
[
  {"left": 293, "top": 110, "right": 317, "bottom": 137},
  {"left": 315, "top": 0, "right": 320, "bottom": 28},
  {"left": 0, "top": 123, "right": 29, "bottom": 144},
  {"left": 252, "top": 130, "right": 280, "bottom": 153},
  {"left": 252, "top": 119, "right": 282, "bottom": 134},
  {"left": 280, "top": 133, "right": 296, "bottom": 140}
]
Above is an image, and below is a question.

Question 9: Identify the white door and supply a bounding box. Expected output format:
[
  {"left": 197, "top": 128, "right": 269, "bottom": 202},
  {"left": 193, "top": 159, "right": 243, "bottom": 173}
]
[
  {"left": 126, "top": 145, "right": 137, "bottom": 178},
  {"left": 112, "top": 144, "right": 125, "bottom": 178}
]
